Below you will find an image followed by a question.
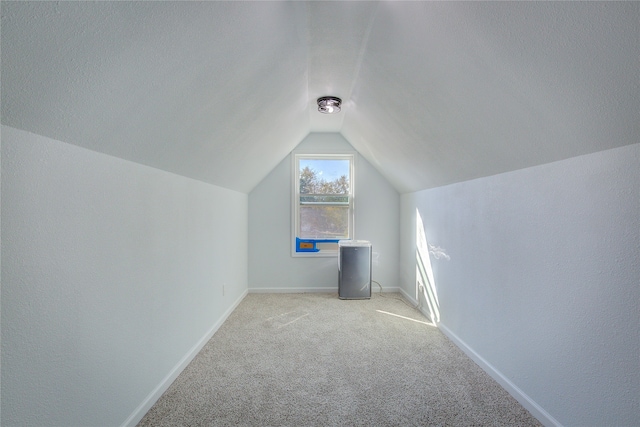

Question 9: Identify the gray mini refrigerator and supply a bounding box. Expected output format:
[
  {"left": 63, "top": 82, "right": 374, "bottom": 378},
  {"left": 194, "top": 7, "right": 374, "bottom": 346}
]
[{"left": 338, "top": 240, "right": 372, "bottom": 299}]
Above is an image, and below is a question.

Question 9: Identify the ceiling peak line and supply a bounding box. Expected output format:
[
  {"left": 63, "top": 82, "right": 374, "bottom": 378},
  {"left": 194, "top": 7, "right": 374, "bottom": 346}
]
[{"left": 342, "top": 1, "right": 380, "bottom": 117}]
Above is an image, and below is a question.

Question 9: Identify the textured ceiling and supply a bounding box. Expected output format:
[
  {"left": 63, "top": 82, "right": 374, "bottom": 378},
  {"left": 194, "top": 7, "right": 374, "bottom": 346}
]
[{"left": 2, "top": 1, "right": 638, "bottom": 193}]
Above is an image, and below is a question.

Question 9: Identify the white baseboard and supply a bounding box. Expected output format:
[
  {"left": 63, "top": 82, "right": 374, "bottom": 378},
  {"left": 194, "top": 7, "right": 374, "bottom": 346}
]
[
  {"left": 376, "top": 286, "right": 400, "bottom": 294},
  {"left": 398, "top": 286, "right": 418, "bottom": 306},
  {"left": 437, "top": 322, "right": 562, "bottom": 427},
  {"left": 249, "top": 287, "right": 339, "bottom": 293},
  {"left": 249, "top": 286, "right": 401, "bottom": 294},
  {"left": 121, "top": 289, "right": 249, "bottom": 427},
  {"left": 399, "top": 286, "right": 434, "bottom": 316}
]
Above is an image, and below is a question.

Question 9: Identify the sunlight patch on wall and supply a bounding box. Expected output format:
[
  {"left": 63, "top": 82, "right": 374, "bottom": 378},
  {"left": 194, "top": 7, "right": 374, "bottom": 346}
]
[{"left": 416, "top": 208, "right": 448, "bottom": 324}]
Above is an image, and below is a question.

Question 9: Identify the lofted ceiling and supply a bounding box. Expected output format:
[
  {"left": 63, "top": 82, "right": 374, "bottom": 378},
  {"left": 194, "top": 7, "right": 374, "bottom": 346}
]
[{"left": 2, "top": 1, "right": 638, "bottom": 194}]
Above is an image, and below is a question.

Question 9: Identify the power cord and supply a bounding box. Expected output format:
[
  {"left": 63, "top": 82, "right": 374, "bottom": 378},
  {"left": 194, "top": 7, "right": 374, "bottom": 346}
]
[{"left": 372, "top": 280, "right": 419, "bottom": 310}]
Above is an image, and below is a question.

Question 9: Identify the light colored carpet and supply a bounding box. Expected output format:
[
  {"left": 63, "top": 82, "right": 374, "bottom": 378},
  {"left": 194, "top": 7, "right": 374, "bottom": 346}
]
[{"left": 138, "top": 292, "right": 541, "bottom": 426}]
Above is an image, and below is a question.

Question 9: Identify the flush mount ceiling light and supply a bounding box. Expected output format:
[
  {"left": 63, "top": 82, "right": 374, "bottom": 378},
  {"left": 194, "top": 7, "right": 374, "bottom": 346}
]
[{"left": 317, "top": 96, "right": 342, "bottom": 114}]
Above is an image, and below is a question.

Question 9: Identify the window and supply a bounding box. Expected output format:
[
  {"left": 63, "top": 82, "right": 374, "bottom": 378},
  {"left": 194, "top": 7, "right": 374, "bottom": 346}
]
[{"left": 292, "top": 154, "right": 354, "bottom": 256}]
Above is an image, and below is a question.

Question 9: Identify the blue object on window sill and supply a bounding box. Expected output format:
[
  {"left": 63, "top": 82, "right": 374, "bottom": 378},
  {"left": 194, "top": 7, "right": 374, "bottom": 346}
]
[{"left": 295, "top": 237, "right": 341, "bottom": 252}]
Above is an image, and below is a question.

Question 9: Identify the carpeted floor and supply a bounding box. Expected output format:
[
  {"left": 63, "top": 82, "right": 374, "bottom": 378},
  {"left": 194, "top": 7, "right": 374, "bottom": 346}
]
[{"left": 138, "top": 292, "right": 542, "bottom": 426}]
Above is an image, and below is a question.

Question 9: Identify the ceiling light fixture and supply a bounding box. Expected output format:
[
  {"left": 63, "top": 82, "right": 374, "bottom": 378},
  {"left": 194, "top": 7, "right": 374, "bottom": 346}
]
[{"left": 317, "top": 96, "right": 342, "bottom": 114}]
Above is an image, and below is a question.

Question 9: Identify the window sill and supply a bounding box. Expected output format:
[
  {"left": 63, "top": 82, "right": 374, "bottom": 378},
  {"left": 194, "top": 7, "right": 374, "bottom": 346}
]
[{"left": 291, "top": 251, "right": 338, "bottom": 258}]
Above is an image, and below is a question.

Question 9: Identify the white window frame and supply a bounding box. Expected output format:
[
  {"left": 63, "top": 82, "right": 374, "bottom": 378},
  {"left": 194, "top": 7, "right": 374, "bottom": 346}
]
[{"left": 292, "top": 153, "right": 355, "bottom": 257}]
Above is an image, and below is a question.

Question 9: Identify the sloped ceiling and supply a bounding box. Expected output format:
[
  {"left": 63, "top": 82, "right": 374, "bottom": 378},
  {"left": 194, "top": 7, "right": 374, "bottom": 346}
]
[{"left": 2, "top": 1, "right": 638, "bottom": 194}]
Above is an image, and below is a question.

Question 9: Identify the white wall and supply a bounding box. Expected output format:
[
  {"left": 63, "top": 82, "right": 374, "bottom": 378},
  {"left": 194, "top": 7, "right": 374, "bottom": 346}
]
[
  {"left": 249, "top": 133, "right": 399, "bottom": 292},
  {"left": 0, "top": 126, "right": 248, "bottom": 426},
  {"left": 400, "top": 144, "right": 640, "bottom": 426}
]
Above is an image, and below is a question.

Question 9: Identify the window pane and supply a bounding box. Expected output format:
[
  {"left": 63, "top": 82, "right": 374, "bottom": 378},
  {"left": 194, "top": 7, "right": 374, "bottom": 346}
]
[
  {"left": 300, "top": 159, "right": 350, "bottom": 195},
  {"left": 299, "top": 205, "right": 349, "bottom": 239}
]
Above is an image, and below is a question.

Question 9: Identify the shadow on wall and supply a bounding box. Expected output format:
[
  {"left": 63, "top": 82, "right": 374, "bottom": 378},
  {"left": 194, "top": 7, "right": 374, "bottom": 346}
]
[{"left": 416, "top": 208, "right": 449, "bottom": 324}]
